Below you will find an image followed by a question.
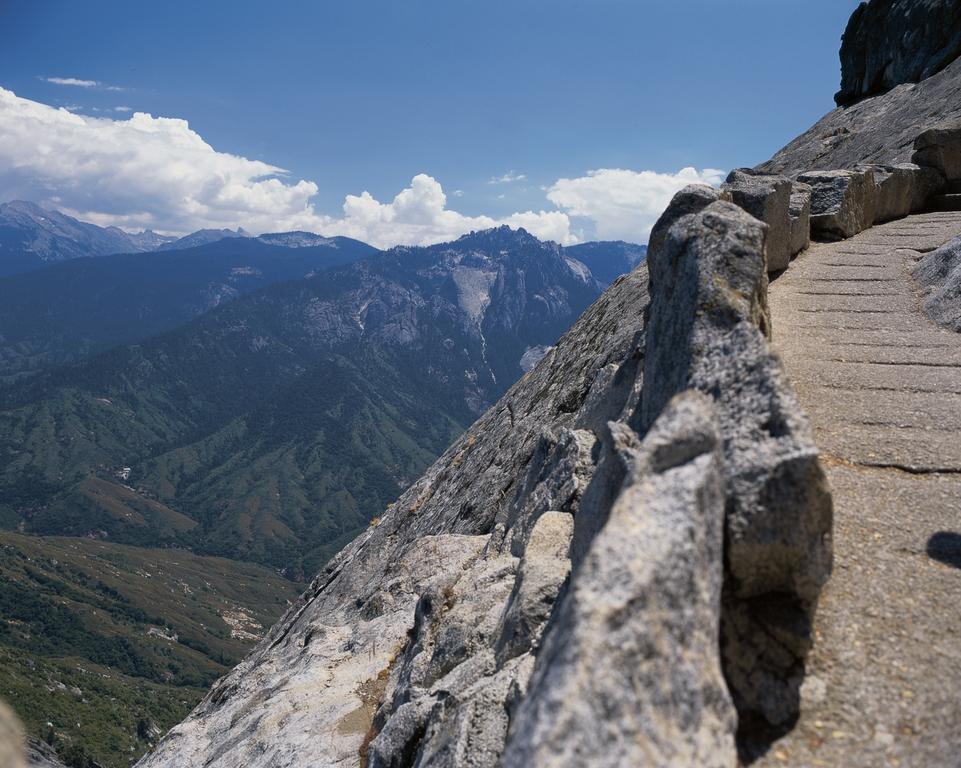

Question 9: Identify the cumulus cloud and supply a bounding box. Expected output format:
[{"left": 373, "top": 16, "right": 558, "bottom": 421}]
[
  {"left": 547, "top": 167, "right": 725, "bottom": 243},
  {"left": 0, "top": 87, "right": 321, "bottom": 235},
  {"left": 0, "top": 88, "right": 723, "bottom": 249},
  {"left": 330, "top": 174, "right": 575, "bottom": 247},
  {"left": 488, "top": 170, "right": 526, "bottom": 184},
  {"left": 0, "top": 87, "right": 576, "bottom": 247}
]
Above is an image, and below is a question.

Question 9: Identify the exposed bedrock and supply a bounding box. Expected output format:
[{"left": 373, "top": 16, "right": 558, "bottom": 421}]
[
  {"left": 500, "top": 393, "right": 737, "bottom": 768},
  {"left": 759, "top": 57, "right": 961, "bottom": 176},
  {"left": 836, "top": 0, "right": 961, "bottom": 107},
  {"left": 640, "top": 195, "right": 833, "bottom": 735},
  {"left": 913, "top": 234, "right": 961, "bottom": 331},
  {"left": 134, "top": 259, "right": 652, "bottom": 768}
]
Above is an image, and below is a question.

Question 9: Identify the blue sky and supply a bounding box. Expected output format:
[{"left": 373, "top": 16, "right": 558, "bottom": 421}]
[{"left": 0, "top": 0, "right": 861, "bottom": 245}]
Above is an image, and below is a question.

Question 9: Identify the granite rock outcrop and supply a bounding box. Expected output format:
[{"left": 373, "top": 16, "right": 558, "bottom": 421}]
[
  {"left": 836, "top": 0, "right": 961, "bottom": 106},
  {"left": 913, "top": 234, "right": 961, "bottom": 331}
]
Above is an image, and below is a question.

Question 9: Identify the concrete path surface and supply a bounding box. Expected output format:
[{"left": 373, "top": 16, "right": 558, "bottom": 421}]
[{"left": 758, "top": 212, "right": 961, "bottom": 767}]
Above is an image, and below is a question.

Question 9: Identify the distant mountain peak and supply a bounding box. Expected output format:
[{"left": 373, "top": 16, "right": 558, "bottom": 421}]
[
  {"left": 256, "top": 231, "right": 336, "bottom": 248},
  {"left": 449, "top": 225, "right": 553, "bottom": 253}
]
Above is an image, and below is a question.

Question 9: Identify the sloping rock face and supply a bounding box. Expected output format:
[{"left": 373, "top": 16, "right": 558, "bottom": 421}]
[
  {"left": 758, "top": 57, "right": 961, "bottom": 176},
  {"left": 137, "top": 261, "right": 650, "bottom": 768},
  {"left": 913, "top": 234, "right": 961, "bottom": 331},
  {"left": 835, "top": 0, "right": 961, "bottom": 106}
]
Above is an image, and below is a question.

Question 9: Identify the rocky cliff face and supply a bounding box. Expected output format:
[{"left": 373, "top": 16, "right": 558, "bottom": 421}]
[
  {"left": 136, "top": 188, "right": 833, "bottom": 767},
  {"left": 835, "top": 0, "right": 961, "bottom": 106}
]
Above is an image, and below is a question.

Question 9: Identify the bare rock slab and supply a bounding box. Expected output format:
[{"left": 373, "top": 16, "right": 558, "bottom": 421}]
[{"left": 501, "top": 392, "right": 736, "bottom": 768}]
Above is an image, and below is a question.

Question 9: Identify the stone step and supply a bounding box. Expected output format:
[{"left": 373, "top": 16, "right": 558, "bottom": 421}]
[{"left": 928, "top": 193, "right": 961, "bottom": 212}]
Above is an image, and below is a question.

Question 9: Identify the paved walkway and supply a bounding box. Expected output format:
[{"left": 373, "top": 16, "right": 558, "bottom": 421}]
[{"left": 759, "top": 212, "right": 961, "bottom": 767}]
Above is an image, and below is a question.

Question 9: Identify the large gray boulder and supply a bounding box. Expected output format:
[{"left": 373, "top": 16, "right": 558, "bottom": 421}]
[
  {"left": 640, "top": 196, "right": 833, "bottom": 730},
  {"left": 798, "top": 168, "right": 877, "bottom": 239},
  {"left": 835, "top": 0, "right": 961, "bottom": 107},
  {"left": 913, "top": 120, "right": 961, "bottom": 181},
  {"left": 869, "top": 163, "right": 945, "bottom": 221},
  {"left": 647, "top": 183, "right": 720, "bottom": 258},
  {"left": 723, "top": 169, "right": 794, "bottom": 272},
  {"left": 913, "top": 234, "right": 961, "bottom": 331},
  {"left": 501, "top": 392, "right": 737, "bottom": 768}
]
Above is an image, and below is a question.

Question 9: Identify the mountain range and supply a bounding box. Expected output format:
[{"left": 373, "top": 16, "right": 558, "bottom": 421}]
[
  {"left": 0, "top": 200, "right": 645, "bottom": 765},
  {"left": 0, "top": 233, "right": 378, "bottom": 381},
  {"left": 0, "top": 223, "right": 618, "bottom": 576}
]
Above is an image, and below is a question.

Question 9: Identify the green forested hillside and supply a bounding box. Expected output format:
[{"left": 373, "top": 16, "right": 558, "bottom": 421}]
[{"left": 0, "top": 532, "right": 299, "bottom": 767}]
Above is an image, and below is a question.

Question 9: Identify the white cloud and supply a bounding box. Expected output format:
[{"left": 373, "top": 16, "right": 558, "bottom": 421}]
[
  {"left": 547, "top": 167, "right": 725, "bottom": 243},
  {"left": 0, "top": 87, "right": 576, "bottom": 247},
  {"left": 330, "top": 174, "right": 575, "bottom": 247},
  {"left": 114, "top": 106, "right": 132, "bottom": 113},
  {"left": 452, "top": 189, "right": 464, "bottom": 197},
  {"left": 43, "top": 76, "right": 125, "bottom": 92},
  {"left": 1, "top": 88, "right": 724, "bottom": 250},
  {"left": 488, "top": 170, "right": 526, "bottom": 184},
  {"left": 45, "top": 77, "right": 99, "bottom": 88}
]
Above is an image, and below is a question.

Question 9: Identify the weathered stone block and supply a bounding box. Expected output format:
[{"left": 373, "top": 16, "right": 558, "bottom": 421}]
[
  {"left": 798, "top": 168, "right": 877, "bottom": 240},
  {"left": 913, "top": 120, "right": 961, "bottom": 180},
  {"left": 867, "top": 163, "right": 945, "bottom": 222},
  {"left": 501, "top": 392, "right": 737, "bottom": 768},
  {"left": 723, "top": 169, "right": 794, "bottom": 272},
  {"left": 640, "top": 196, "right": 833, "bottom": 729},
  {"left": 647, "top": 183, "right": 720, "bottom": 258},
  {"left": 788, "top": 181, "right": 812, "bottom": 259}
]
